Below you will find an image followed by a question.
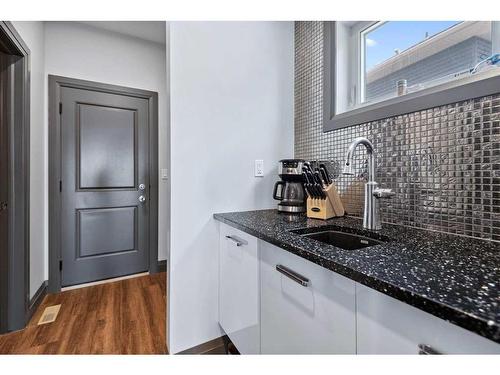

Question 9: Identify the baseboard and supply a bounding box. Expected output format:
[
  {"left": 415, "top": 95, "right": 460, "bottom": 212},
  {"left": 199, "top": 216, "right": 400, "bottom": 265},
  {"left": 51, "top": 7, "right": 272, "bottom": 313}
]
[
  {"left": 178, "top": 336, "right": 227, "bottom": 354},
  {"left": 27, "top": 280, "right": 48, "bottom": 320},
  {"left": 157, "top": 260, "right": 167, "bottom": 273},
  {"left": 61, "top": 272, "right": 149, "bottom": 291}
]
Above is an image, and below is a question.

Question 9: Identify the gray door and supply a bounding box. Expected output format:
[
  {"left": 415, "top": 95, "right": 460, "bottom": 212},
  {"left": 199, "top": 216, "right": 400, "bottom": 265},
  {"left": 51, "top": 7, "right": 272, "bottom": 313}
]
[
  {"left": 60, "top": 87, "right": 150, "bottom": 287},
  {"left": 0, "top": 52, "right": 9, "bottom": 330}
]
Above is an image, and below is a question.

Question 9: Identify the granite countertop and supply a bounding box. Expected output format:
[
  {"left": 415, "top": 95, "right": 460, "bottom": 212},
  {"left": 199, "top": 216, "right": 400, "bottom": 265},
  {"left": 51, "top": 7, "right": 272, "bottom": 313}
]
[{"left": 214, "top": 209, "right": 500, "bottom": 344}]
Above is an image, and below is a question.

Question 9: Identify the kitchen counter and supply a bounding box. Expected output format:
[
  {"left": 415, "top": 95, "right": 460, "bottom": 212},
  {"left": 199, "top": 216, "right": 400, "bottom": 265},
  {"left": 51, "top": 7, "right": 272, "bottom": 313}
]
[{"left": 214, "top": 209, "right": 500, "bottom": 344}]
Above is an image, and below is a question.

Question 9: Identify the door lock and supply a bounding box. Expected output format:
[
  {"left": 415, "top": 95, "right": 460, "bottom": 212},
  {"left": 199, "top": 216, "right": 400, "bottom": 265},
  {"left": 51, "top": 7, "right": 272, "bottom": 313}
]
[{"left": 139, "top": 183, "right": 146, "bottom": 191}]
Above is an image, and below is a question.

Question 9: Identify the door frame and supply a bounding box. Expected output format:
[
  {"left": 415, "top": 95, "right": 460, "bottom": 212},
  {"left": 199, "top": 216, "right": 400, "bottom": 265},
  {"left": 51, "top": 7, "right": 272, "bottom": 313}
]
[
  {"left": 48, "top": 75, "right": 159, "bottom": 293},
  {"left": 0, "top": 21, "right": 30, "bottom": 333}
]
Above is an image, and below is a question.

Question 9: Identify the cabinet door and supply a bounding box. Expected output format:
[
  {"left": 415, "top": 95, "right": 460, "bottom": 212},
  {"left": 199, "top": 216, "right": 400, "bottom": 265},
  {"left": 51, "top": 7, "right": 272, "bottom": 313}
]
[
  {"left": 219, "top": 223, "right": 260, "bottom": 354},
  {"left": 260, "top": 241, "right": 356, "bottom": 354},
  {"left": 356, "top": 283, "right": 500, "bottom": 354}
]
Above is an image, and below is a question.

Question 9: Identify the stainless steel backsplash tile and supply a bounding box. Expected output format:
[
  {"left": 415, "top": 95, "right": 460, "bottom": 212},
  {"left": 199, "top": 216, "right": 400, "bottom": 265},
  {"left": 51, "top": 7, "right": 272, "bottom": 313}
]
[{"left": 294, "top": 21, "right": 500, "bottom": 241}]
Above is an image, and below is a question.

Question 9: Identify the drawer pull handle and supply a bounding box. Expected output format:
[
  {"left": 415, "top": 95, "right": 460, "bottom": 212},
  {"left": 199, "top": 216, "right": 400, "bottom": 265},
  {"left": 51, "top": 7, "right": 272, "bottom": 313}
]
[
  {"left": 276, "top": 264, "right": 309, "bottom": 287},
  {"left": 418, "top": 344, "right": 441, "bottom": 355},
  {"left": 225, "top": 235, "right": 245, "bottom": 247}
]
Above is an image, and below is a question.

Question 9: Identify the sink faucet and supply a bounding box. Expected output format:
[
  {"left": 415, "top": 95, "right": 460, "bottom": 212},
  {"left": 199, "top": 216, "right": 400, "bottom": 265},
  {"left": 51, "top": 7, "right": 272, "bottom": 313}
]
[{"left": 342, "top": 137, "right": 394, "bottom": 231}]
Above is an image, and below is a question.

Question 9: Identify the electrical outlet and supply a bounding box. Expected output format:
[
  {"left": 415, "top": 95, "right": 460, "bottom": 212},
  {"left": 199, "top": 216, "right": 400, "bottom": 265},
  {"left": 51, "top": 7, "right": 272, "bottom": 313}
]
[
  {"left": 254, "top": 160, "right": 264, "bottom": 177},
  {"left": 161, "top": 169, "right": 168, "bottom": 180}
]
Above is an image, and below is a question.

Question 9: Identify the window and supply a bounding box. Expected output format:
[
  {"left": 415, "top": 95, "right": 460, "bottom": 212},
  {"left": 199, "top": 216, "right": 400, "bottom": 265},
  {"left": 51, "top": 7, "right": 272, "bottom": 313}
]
[{"left": 325, "top": 21, "right": 500, "bottom": 131}]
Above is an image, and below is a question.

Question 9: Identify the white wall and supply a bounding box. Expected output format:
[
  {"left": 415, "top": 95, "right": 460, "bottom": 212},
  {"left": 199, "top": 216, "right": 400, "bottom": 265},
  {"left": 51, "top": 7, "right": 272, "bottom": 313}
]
[
  {"left": 12, "top": 22, "right": 47, "bottom": 298},
  {"left": 169, "top": 21, "right": 294, "bottom": 353}
]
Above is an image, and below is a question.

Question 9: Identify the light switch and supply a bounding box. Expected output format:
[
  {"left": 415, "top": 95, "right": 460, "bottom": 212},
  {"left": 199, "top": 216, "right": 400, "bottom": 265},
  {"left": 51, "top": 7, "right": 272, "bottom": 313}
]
[
  {"left": 255, "top": 160, "right": 264, "bottom": 177},
  {"left": 161, "top": 168, "right": 168, "bottom": 180}
]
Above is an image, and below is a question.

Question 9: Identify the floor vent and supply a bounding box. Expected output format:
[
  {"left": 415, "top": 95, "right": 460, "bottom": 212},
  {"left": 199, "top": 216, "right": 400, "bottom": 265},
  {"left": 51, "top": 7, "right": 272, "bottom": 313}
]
[{"left": 37, "top": 304, "right": 61, "bottom": 325}]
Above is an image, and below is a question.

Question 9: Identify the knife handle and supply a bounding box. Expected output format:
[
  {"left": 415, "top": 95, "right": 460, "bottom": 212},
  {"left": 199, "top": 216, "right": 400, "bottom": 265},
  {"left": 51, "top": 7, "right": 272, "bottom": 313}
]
[
  {"left": 302, "top": 172, "right": 311, "bottom": 184},
  {"left": 319, "top": 163, "right": 332, "bottom": 184},
  {"left": 319, "top": 168, "right": 329, "bottom": 186},
  {"left": 318, "top": 184, "right": 326, "bottom": 199},
  {"left": 306, "top": 171, "right": 315, "bottom": 186},
  {"left": 313, "top": 171, "right": 323, "bottom": 186}
]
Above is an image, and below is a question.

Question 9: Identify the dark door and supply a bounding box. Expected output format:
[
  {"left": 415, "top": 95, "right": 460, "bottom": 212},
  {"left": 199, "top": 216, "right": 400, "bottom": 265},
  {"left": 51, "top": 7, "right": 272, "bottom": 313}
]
[
  {"left": 0, "top": 51, "right": 9, "bottom": 330},
  {"left": 0, "top": 22, "right": 30, "bottom": 333},
  {"left": 60, "top": 87, "right": 150, "bottom": 287}
]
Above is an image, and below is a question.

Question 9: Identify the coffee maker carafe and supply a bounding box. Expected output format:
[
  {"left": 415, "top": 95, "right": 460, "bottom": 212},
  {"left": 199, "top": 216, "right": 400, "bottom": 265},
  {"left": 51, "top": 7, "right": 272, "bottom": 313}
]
[{"left": 273, "top": 159, "right": 306, "bottom": 213}]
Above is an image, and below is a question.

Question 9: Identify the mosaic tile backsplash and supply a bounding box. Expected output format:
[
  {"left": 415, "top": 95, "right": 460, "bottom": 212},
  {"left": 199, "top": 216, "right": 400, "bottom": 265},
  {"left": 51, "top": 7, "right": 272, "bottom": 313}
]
[{"left": 294, "top": 21, "right": 500, "bottom": 242}]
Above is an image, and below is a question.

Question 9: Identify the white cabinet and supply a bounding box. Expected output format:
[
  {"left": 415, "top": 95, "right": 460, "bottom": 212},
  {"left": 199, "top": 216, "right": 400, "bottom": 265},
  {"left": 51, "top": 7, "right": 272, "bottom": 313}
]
[
  {"left": 218, "top": 223, "right": 260, "bottom": 354},
  {"left": 260, "top": 241, "right": 356, "bottom": 354},
  {"left": 218, "top": 222, "right": 500, "bottom": 354},
  {"left": 356, "top": 283, "right": 500, "bottom": 354}
]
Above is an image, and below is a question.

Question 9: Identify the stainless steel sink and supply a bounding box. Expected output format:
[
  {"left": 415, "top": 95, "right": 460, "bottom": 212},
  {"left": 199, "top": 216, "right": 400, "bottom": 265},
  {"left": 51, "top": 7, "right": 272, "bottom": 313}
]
[{"left": 292, "top": 227, "right": 390, "bottom": 250}]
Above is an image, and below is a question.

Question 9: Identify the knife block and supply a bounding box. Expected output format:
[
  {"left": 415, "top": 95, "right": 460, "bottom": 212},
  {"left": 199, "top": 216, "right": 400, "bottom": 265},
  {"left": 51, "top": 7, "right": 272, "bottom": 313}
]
[{"left": 306, "top": 183, "right": 345, "bottom": 220}]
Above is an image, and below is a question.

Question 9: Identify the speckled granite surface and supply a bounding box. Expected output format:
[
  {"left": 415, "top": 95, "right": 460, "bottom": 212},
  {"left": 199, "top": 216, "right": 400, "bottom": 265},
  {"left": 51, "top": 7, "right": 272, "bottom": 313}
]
[{"left": 214, "top": 209, "right": 500, "bottom": 344}]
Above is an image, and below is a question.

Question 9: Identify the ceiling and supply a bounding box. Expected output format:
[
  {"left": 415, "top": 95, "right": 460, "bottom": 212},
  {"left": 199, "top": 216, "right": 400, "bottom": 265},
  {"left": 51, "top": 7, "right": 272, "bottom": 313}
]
[{"left": 79, "top": 21, "right": 166, "bottom": 45}]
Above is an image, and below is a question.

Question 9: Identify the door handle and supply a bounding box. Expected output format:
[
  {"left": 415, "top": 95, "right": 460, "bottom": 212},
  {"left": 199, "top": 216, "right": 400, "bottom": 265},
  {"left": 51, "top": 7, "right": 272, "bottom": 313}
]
[
  {"left": 138, "top": 195, "right": 146, "bottom": 203},
  {"left": 225, "top": 235, "right": 246, "bottom": 247},
  {"left": 276, "top": 264, "right": 309, "bottom": 287}
]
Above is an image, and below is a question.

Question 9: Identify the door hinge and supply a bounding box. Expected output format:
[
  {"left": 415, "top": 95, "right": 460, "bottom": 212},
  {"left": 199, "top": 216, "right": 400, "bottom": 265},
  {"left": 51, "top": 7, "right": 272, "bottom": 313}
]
[
  {"left": 59, "top": 260, "right": 63, "bottom": 272},
  {"left": 59, "top": 180, "right": 62, "bottom": 192},
  {"left": 59, "top": 102, "right": 62, "bottom": 114}
]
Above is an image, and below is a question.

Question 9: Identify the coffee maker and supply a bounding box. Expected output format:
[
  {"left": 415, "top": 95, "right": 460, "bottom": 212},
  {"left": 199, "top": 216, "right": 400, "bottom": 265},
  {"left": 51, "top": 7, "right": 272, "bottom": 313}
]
[{"left": 273, "top": 159, "right": 306, "bottom": 213}]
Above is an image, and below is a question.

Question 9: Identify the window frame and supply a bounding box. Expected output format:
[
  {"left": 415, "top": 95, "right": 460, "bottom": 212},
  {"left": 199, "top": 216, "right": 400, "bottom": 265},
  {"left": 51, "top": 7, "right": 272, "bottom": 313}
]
[
  {"left": 324, "top": 21, "right": 500, "bottom": 132},
  {"left": 359, "top": 21, "right": 383, "bottom": 104}
]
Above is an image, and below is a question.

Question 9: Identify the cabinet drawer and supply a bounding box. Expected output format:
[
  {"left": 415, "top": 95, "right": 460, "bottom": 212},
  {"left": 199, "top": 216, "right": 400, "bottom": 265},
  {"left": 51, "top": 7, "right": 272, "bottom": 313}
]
[
  {"left": 356, "top": 283, "right": 500, "bottom": 354},
  {"left": 260, "top": 241, "right": 356, "bottom": 354},
  {"left": 218, "top": 223, "right": 260, "bottom": 354}
]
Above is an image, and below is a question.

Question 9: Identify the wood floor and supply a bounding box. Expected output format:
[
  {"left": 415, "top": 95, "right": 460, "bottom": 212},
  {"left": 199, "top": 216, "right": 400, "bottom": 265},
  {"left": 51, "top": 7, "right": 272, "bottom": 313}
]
[{"left": 0, "top": 272, "right": 167, "bottom": 354}]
